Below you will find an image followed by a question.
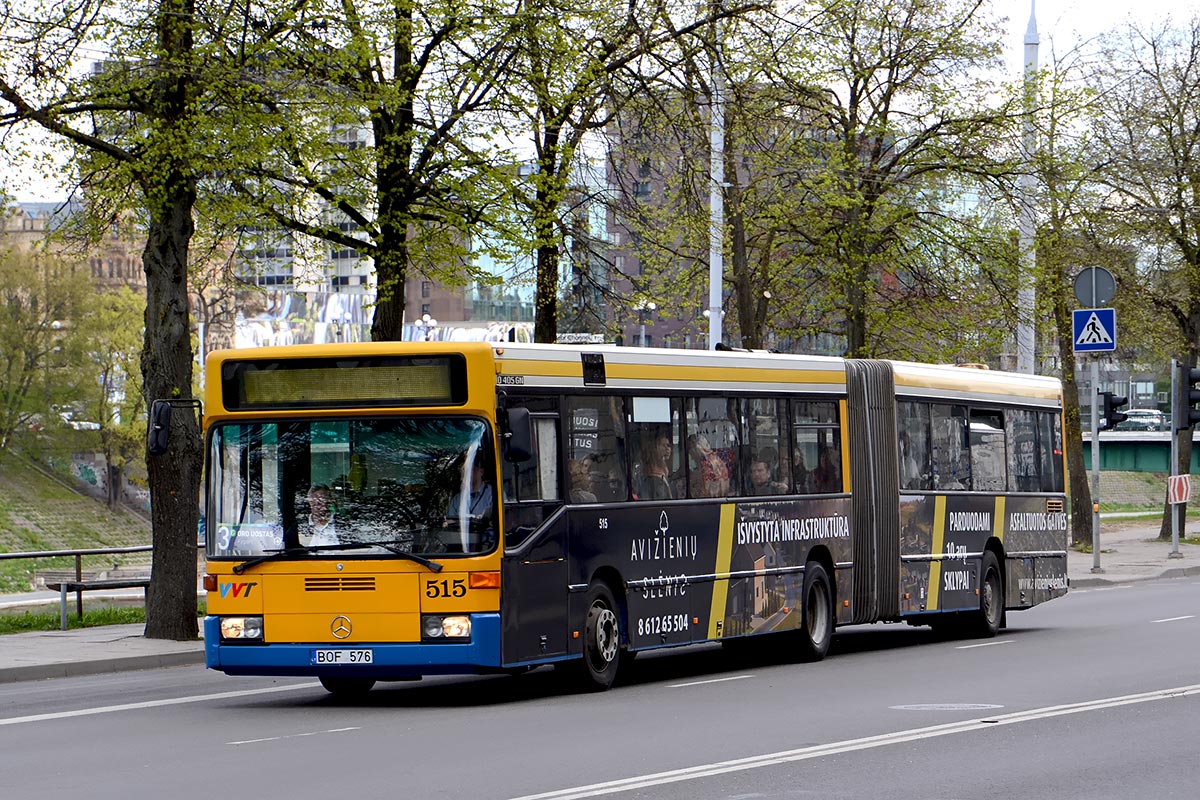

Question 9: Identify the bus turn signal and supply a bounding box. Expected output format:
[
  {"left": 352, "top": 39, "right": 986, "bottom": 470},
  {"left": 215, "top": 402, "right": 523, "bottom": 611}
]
[{"left": 470, "top": 571, "right": 501, "bottom": 589}]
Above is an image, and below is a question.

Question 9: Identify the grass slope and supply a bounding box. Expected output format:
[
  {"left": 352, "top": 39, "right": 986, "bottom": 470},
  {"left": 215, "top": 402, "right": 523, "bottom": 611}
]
[{"left": 0, "top": 454, "right": 152, "bottom": 593}]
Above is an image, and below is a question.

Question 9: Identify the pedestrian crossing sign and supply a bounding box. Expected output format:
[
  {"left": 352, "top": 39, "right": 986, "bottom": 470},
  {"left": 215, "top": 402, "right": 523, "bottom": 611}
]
[{"left": 1072, "top": 308, "right": 1116, "bottom": 353}]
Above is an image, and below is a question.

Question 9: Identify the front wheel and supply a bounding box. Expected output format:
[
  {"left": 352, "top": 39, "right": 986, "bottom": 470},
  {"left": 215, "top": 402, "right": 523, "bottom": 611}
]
[
  {"left": 572, "top": 582, "right": 622, "bottom": 691},
  {"left": 970, "top": 552, "right": 1004, "bottom": 638},
  {"left": 796, "top": 562, "right": 834, "bottom": 661}
]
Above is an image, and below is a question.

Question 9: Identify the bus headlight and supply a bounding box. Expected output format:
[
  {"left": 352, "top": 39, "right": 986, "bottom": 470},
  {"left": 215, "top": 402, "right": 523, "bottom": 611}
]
[
  {"left": 422, "top": 614, "right": 471, "bottom": 640},
  {"left": 220, "top": 616, "right": 264, "bottom": 640}
]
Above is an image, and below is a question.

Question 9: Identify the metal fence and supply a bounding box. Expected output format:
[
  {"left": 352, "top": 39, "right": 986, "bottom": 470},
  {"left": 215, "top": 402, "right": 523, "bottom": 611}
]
[{"left": 0, "top": 545, "right": 154, "bottom": 619}]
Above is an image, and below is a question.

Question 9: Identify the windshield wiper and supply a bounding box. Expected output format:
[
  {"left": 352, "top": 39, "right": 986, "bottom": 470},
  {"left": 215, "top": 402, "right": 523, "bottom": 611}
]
[
  {"left": 232, "top": 540, "right": 443, "bottom": 574},
  {"left": 233, "top": 545, "right": 314, "bottom": 574},
  {"left": 339, "top": 537, "right": 444, "bottom": 573}
]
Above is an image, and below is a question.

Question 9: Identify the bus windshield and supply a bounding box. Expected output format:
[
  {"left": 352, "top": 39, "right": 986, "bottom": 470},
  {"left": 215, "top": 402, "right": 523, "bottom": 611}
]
[{"left": 206, "top": 417, "right": 496, "bottom": 559}]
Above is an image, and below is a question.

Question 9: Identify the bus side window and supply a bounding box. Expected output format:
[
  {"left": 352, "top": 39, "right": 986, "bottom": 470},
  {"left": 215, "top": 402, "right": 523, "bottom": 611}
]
[
  {"left": 504, "top": 417, "right": 559, "bottom": 502},
  {"left": 931, "top": 404, "right": 969, "bottom": 490},
  {"left": 686, "top": 397, "right": 738, "bottom": 498},
  {"left": 1042, "top": 411, "right": 1065, "bottom": 492},
  {"left": 565, "top": 395, "right": 628, "bottom": 502},
  {"left": 1005, "top": 409, "right": 1039, "bottom": 493},
  {"left": 970, "top": 409, "right": 1007, "bottom": 492},
  {"left": 793, "top": 400, "right": 841, "bottom": 494},
  {"left": 898, "top": 401, "right": 931, "bottom": 491}
]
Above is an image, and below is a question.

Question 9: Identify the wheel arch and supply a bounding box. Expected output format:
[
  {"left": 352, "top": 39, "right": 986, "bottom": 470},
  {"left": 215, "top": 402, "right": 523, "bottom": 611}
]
[
  {"left": 588, "top": 564, "right": 629, "bottom": 645},
  {"left": 805, "top": 544, "right": 837, "bottom": 611},
  {"left": 983, "top": 537, "right": 1006, "bottom": 581}
]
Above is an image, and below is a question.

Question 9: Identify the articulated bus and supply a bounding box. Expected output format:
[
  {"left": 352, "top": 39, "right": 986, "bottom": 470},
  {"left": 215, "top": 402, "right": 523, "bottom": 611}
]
[{"left": 200, "top": 342, "right": 1068, "bottom": 695}]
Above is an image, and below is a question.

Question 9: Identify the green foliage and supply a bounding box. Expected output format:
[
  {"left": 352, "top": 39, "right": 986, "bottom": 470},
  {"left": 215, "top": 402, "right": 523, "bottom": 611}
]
[
  {"left": 0, "top": 606, "right": 145, "bottom": 635},
  {"left": 0, "top": 601, "right": 204, "bottom": 634},
  {"left": 189, "top": 0, "right": 529, "bottom": 340},
  {"left": 0, "top": 248, "right": 96, "bottom": 451},
  {"left": 608, "top": 0, "right": 1020, "bottom": 356}
]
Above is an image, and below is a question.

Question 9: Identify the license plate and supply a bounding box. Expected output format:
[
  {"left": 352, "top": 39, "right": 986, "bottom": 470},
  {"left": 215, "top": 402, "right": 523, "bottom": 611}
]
[{"left": 311, "top": 649, "right": 373, "bottom": 665}]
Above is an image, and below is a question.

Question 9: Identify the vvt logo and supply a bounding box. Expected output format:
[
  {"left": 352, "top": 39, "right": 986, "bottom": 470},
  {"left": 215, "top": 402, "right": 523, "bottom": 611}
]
[{"left": 219, "top": 581, "right": 258, "bottom": 598}]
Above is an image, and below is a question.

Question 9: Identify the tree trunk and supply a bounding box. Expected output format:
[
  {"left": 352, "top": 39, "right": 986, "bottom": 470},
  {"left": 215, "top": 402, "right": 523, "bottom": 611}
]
[
  {"left": 370, "top": 241, "right": 408, "bottom": 342},
  {"left": 533, "top": 129, "right": 562, "bottom": 345},
  {"left": 139, "top": 0, "right": 201, "bottom": 641},
  {"left": 142, "top": 186, "right": 202, "bottom": 641},
  {"left": 1050, "top": 273, "right": 1092, "bottom": 547},
  {"left": 107, "top": 462, "right": 121, "bottom": 511},
  {"left": 369, "top": 56, "right": 413, "bottom": 344},
  {"left": 534, "top": 242, "right": 559, "bottom": 344}
]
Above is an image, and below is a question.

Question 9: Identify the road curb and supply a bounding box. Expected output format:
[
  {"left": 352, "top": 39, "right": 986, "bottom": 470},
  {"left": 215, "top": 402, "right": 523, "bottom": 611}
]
[
  {"left": 1070, "top": 564, "right": 1200, "bottom": 589},
  {"left": 0, "top": 650, "right": 206, "bottom": 684}
]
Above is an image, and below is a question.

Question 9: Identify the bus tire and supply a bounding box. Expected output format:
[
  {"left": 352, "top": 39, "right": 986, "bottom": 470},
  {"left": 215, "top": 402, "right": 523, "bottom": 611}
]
[
  {"left": 971, "top": 552, "right": 1004, "bottom": 638},
  {"left": 797, "top": 562, "right": 833, "bottom": 662},
  {"left": 574, "top": 582, "right": 622, "bottom": 691},
  {"left": 319, "top": 676, "right": 376, "bottom": 697}
]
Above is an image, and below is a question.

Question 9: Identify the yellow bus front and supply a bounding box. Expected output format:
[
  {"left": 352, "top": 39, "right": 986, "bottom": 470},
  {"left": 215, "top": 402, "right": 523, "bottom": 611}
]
[{"left": 200, "top": 343, "right": 507, "bottom": 687}]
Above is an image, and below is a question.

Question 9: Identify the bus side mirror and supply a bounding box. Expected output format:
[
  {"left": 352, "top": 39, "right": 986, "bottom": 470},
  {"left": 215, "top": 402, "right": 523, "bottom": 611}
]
[
  {"left": 147, "top": 399, "right": 172, "bottom": 457},
  {"left": 504, "top": 406, "right": 533, "bottom": 462}
]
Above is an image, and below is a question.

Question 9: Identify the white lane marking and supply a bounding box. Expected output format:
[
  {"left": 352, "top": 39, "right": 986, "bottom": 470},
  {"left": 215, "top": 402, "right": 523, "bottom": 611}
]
[
  {"left": 955, "top": 640, "right": 1014, "bottom": 650},
  {"left": 0, "top": 682, "right": 320, "bottom": 727},
  {"left": 668, "top": 675, "right": 753, "bottom": 689},
  {"left": 228, "top": 726, "right": 360, "bottom": 745},
  {"left": 507, "top": 684, "right": 1200, "bottom": 800},
  {"left": 1152, "top": 615, "right": 1195, "bottom": 623}
]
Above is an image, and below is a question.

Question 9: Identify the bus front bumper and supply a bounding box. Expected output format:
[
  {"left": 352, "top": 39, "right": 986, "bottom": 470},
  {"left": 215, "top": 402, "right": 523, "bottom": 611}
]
[{"left": 204, "top": 613, "right": 503, "bottom": 677}]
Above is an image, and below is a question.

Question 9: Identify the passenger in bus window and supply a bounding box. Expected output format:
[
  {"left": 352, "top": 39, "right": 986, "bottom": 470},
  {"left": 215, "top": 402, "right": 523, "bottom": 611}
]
[
  {"left": 687, "top": 434, "right": 730, "bottom": 497},
  {"left": 748, "top": 459, "right": 787, "bottom": 496},
  {"left": 812, "top": 447, "right": 842, "bottom": 493},
  {"left": 757, "top": 445, "right": 784, "bottom": 483},
  {"left": 899, "top": 439, "right": 923, "bottom": 490},
  {"left": 792, "top": 448, "right": 813, "bottom": 493},
  {"left": 567, "top": 458, "right": 599, "bottom": 503},
  {"left": 637, "top": 434, "right": 674, "bottom": 500},
  {"left": 301, "top": 484, "right": 339, "bottom": 547}
]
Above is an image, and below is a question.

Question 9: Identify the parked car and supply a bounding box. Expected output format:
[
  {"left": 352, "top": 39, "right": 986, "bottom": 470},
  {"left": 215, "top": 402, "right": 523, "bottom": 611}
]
[{"left": 1117, "top": 409, "right": 1166, "bottom": 431}]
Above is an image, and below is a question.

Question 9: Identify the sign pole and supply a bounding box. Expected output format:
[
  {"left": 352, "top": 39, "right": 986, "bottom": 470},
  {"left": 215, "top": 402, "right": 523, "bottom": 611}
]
[
  {"left": 1170, "top": 359, "right": 1182, "bottom": 558},
  {"left": 1091, "top": 358, "right": 1103, "bottom": 573},
  {"left": 1072, "top": 266, "right": 1117, "bottom": 573}
]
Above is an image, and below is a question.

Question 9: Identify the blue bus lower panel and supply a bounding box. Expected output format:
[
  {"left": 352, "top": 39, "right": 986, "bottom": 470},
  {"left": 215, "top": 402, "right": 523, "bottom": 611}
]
[{"left": 204, "top": 614, "right": 505, "bottom": 678}]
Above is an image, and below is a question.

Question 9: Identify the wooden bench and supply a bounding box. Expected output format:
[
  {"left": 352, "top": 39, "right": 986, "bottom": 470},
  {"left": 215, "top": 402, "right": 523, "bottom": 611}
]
[{"left": 44, "top": 578, "right": 151, "bottom": 631}]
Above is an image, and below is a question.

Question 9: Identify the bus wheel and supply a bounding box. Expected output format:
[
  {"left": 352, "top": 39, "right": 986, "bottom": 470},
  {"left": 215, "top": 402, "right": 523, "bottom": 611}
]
[
  {"left": 797, "top": 562, "right": 833, "bottom": 662},
  {"left": 319, "top": 676, "right": 376, "bottom": 697},
  {"left": 971, "top": 552, "right": 1004, "bottom": 638},
  {"left": 576, "top": 583, "right": 622, "bottom": 691}
]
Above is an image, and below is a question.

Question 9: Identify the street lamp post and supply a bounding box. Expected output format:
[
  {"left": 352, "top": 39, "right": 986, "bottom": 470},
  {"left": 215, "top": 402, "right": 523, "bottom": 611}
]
[
  {"left": 635, "top": 301, "right": 657, "bottom": 347},
  {"left": 415, "top": 313, "right": 438, "bottom": 342},
  {"left": 702, "top": 307, "right": 723, "bottom": 348}
]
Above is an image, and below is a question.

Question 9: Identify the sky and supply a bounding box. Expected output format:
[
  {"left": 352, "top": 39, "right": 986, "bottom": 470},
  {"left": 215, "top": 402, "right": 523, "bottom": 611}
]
[
  {"left": 3, "top": 0, "right": 1199, "bottom": 203},
  {"left": 1002, "top": 0, "right": 1198, "bottom": 72}
]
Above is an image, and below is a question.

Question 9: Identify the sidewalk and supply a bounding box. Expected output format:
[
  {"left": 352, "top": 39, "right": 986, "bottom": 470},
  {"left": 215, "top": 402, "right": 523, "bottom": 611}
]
[{"left": 0, "top": 518, "right": 1197, "bottom": 684}]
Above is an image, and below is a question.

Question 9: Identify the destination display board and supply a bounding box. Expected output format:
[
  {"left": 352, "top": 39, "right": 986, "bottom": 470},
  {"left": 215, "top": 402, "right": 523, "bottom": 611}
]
[{"left": 222, "top": 355, "right": 467, "bottom": 410}]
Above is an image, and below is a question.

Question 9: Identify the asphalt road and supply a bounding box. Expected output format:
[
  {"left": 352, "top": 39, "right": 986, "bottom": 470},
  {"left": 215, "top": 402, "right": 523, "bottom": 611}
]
[{"left": 2, "top": 578, "right": 1199, "bottom": 800}]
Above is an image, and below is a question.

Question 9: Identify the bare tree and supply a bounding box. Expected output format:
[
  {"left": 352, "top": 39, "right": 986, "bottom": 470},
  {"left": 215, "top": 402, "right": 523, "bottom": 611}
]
[{"left": 1086, "top": 17, "right": 1200, "bottom": 540}]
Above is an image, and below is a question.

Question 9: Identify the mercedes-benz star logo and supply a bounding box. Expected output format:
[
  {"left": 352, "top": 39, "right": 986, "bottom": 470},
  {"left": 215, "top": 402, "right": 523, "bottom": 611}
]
[{"left": 331, "top": 615, "right": 352, "bottom": 639}]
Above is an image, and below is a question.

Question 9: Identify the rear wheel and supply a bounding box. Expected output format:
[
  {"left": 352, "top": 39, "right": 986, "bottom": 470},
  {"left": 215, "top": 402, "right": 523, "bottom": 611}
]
[
  {"left": 319, "top": 676, "right": 376, "bottom": 697},
  {"left": 796, "top": 562, "right": 834, "bottom": 661},
  {"left": 970, "top": 552, "right": 1004, "bottom": 638},
  {"left": 572, "top": 582, "right": 622, "bottom": 691}
]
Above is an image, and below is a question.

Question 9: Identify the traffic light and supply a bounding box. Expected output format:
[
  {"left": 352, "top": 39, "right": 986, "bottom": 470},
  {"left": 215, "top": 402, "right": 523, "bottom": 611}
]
[
  {"left": 1099, "top": 391, "right": 1128, "bottom": 430},
  {"left": 1175, "top": 362, "right": 1200, "bottom": 432}
]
